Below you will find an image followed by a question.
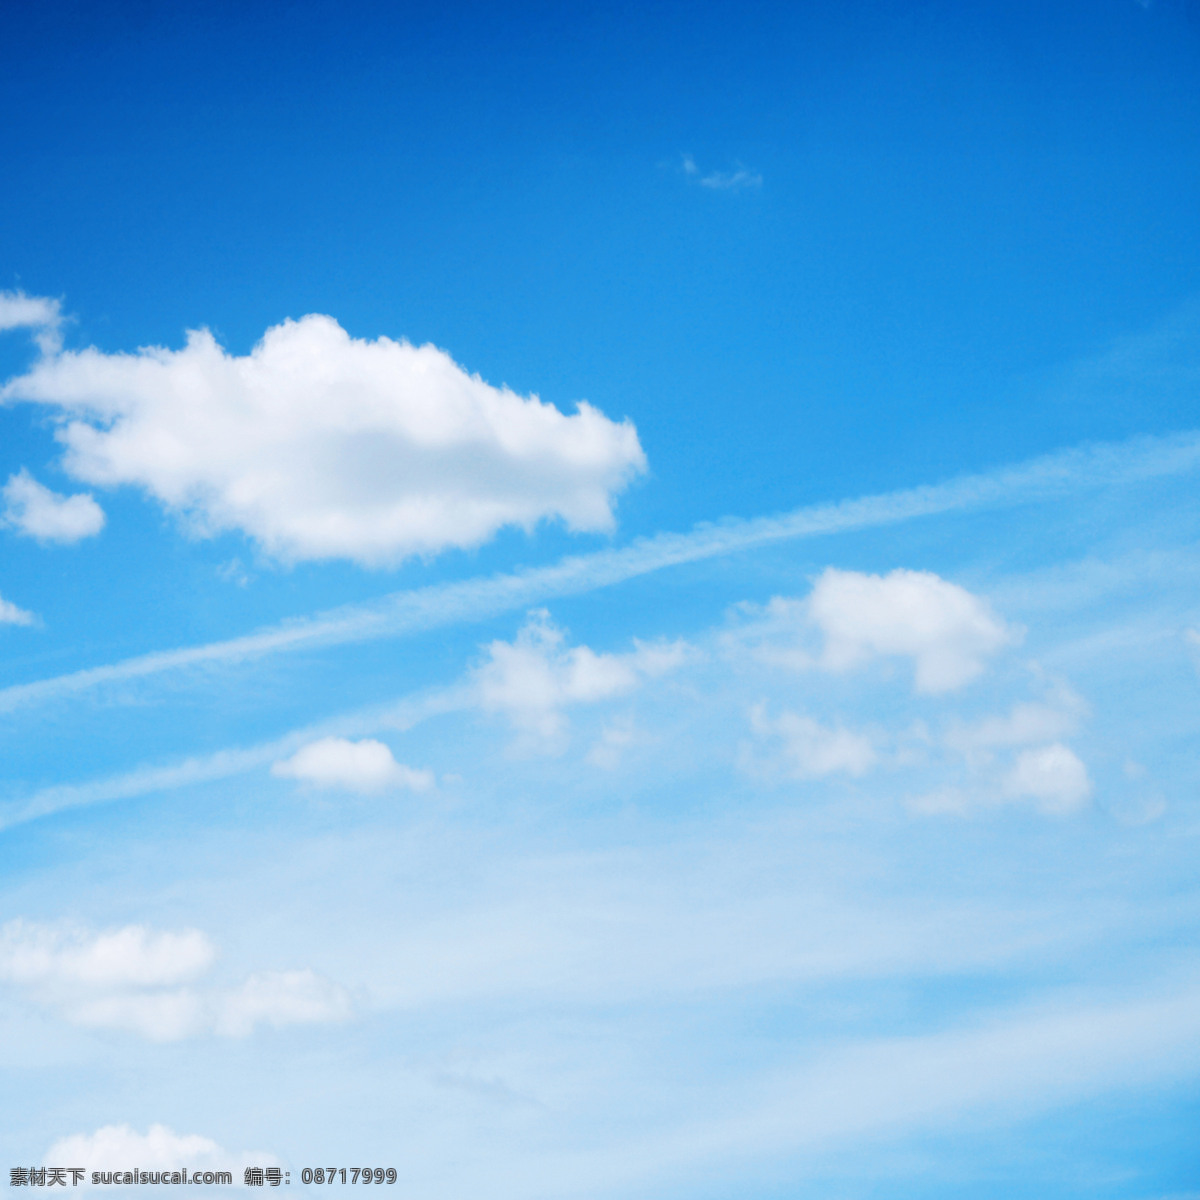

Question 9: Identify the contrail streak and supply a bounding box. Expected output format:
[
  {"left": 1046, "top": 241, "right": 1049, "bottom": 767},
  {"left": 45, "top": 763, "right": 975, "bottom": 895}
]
[{"left": 1, "top": 429, "right": 1197, "bottom": 716}]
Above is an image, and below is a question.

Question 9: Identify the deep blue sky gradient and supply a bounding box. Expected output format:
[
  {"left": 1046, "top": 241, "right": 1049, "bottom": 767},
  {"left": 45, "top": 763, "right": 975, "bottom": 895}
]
[{"left": 3, "top": 2, "right": 1200, "bottom": 1194}]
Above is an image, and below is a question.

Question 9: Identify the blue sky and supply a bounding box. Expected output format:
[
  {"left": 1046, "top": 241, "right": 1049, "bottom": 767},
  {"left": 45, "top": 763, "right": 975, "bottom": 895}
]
[{"left": 2, "top": 0, "right": 1200, "bottom": 1195}]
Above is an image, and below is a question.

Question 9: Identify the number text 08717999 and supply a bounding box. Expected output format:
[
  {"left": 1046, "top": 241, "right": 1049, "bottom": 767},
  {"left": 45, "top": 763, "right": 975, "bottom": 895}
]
[{"left": 300, "top": 1169, "right": 397, "bottom": 1185}]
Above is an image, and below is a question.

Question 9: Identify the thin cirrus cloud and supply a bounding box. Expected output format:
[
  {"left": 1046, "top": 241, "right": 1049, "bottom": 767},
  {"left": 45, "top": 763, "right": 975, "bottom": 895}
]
[
  {"left": 0, "top": 310, "right": 647, "bottom": 566},
  {"left": 2, "top": 580, "right": 1093, "bottom": 832},
  {"left": 2, "top": 469, "right": 105, "bottom": 543},
  {"left": 271, "top": 736, "right": 434, "bottom": 794},
  {"left": 0, "top": 920, "right": 350, "bottom": 1041},
  {"left": 0, "top": 427, "right": 1194, "bottom": 718}
]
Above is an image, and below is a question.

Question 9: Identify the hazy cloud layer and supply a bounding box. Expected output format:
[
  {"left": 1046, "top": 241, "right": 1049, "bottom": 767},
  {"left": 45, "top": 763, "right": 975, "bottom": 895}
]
[{"left": 744, "top": 705, "right": 877, "bottom": 779}]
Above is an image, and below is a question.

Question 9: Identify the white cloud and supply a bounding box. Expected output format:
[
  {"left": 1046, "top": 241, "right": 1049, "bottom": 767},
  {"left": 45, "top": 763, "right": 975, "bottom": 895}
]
[
  {"left": 0, "top": 289, "right": 63, "bottom": 355},
  {"left": 271, "top": 736, "right": 433, "bottom": 793},
  {"left": 586, "top": 717, "right": 640, "bottom": 769},
  {"left": 943, "top": 684, "right": 1087, "bottom": 761},
  {"left": 2, "top": 469, "right": 105, "bottom": 543},
  {"left": 44, "top": 1123, "right": 279, "bottom": 1174},
  {"left": 0, "top": 920, "right": 349, "bottom": 1041},
  {"left": 809, "top": 568, "right": 1014, "bottom": 692},
  {"left": 727, "top": 568, "right": 1014, "bottom": 693},
  {"left": 1003, "top": 743, "right": 1092, "bottom": 814},
  {"left": 681, "top": 153, "right": 763, "bottom": 191},
  {"left": 909, "top": 738, "right": 1094, "bottom": 819},
  {"left": 475, "top": 610, "right": 691, "bottom": 746},
  {"left": 1, "top": 314, "right": 646, "bottom": 565},
  {"left": 0, "top": 921, "right": 214, "bottom": 987},
  {"left": 67, "top": 989, "right": 207, "bottom": 1041},
  {"left": 0, "top": 427, "right": 1191, "bottom": 719},
  {"left": 744, "top": 704, "right": 877, "bottom": 779},
  {"left": 0, "top": 592, "right": 36, "bottom": 626},
  {"left": 215, "top": 968, "right": 353, "bottom": 1037}
]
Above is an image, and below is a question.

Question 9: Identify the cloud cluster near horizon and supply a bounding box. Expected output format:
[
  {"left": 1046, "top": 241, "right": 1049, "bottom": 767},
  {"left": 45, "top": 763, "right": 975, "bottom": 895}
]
[
  {"left": 1, "top": 309, "right": 646, "bottom": 566},
  {"left": 2, "top": 564, "right": 1100, "bottom": 831}
]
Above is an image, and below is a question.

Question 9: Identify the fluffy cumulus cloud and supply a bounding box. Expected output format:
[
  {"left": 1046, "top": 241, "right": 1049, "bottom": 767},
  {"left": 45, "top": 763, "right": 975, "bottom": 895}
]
[
  {"left": 731, "top": 568, "right": 1015, "bottom": 693},
  {"left": 0, "top": 592, "right": 36, "bottom": 626},
  {"left": 272, "top": 736, "right": 433, "bottom": 793},
  {"left": 0, "top": 289, "right": 64, "bottom": 354},
  {"left": 475, "top": 609, "right": 691, "bottom": 746},
  {"left": 1004, "top": 743, "right": 1093, "bottom": 814},
  {"left": 44, "top": 1124, "right": 279, "bottom": 1176},
  {"left": 809, "top": 569, "right": 1014, "bottom": 692},
  {"left": 1, "top": 314, "right": 647, "bottom": 565},
  {"left": 0, "top": 921, "right": 214, "bottom": 988},
  {"left": 2, "top": 469, "right": 105, "bottom": 543},
  {"left": 744, "top": 704, "right": 877, "bottom": 780},
  {"left": 0, "top": 920, "right": 349, "bottom": 1041}
]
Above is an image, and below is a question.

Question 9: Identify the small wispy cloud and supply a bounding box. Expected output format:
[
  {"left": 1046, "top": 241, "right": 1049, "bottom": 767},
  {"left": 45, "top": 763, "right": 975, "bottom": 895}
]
[
  {"left": 2, "top": 469, "right": 105, "bottom": 544},
  {"left": 0, "top": 591, "right": 36, "bottom": 627},
  {"left": 681, "top": 153, "right": 763, "bottom": 191},
  {"left": 474, "top": 609, "right": 691, "bottom": 751},
  {"left": 0, "top": 289, "right": 65, "bottom": 355}
]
